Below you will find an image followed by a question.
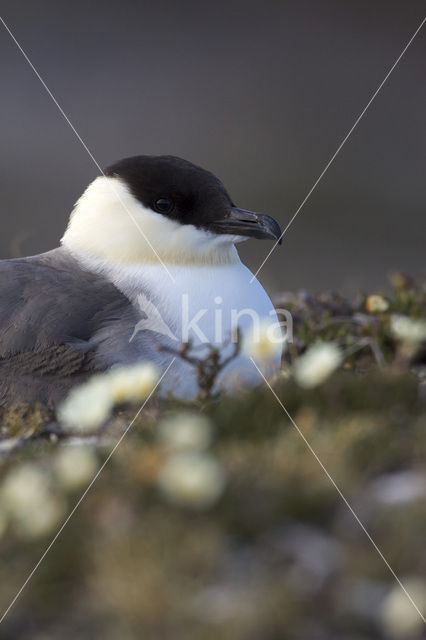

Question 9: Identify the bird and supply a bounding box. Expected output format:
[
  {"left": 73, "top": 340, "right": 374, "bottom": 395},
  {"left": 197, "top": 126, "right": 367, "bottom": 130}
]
[{"left": 0, "top": 155, "right": 283, "bottom": 407}]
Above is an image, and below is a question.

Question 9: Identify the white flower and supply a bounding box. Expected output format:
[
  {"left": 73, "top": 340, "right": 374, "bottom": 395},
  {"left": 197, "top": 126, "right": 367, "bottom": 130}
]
[
  {"left": 157, "top": 412, "right": 213, "bottom": 452},
  {"left": 57, "top": 362, "right": 159, "bottom": 432},
  {"left": 380, "top": 578, "right": 426, "bottom": 638},
  {"left": 57, "top": 376, "right": 113, "bottom": 432},
  {"left": 13, "top": 495, "right": 65, "bottom": 539},
  {"left": 0, "top": 464, "right": 65, "bottom": 539},
  {"left": 157, "top": 453, "right": 226, "bottom": 510},
  {"left": 365, "top": 294, "right": 389, "bottom": 313},
  {"left": 54, "top": 446, "right": 98, "bottom": 491},
  {"left": 391, "top": 315, "right": 426, "bottom": 345},
  {"left": 243, "top": 320, "right": 284, "bottom": 362},
  {"left": 1, "top": 464, "right": 50, "bottom": 512},
  {"left": 294, "top": 342, "right": 342, "bottom": 388},
  {"left": 107, "top": 362, "right": 159, "bottom": 403}
]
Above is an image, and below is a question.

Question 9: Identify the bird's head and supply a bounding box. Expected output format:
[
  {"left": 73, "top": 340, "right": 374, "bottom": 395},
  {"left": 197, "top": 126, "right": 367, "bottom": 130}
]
[{"left": 61, "top": 155, "right": 282, "bottom": 265}]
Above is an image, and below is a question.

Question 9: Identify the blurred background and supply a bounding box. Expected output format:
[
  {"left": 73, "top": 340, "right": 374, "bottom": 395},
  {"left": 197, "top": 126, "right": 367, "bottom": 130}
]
[{"left": 0, "top": 0, "right": 424, "bottom": 295}]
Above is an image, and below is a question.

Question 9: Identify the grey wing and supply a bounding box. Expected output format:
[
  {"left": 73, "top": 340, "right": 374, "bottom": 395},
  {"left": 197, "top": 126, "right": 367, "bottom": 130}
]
[{"left": 0, "top": 249, "right": 133, "bottom": 407}]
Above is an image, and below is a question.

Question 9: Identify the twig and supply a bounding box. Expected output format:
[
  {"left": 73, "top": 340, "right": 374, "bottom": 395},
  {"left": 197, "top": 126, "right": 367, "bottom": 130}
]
[{"left": 157, "top": 331, "right": 242, "bottom": 402}]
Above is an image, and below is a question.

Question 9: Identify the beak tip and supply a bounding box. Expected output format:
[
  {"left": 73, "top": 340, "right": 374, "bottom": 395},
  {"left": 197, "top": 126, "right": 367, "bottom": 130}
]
[{"left": 216, "top": 207, "right": 283, "bottom": 243}]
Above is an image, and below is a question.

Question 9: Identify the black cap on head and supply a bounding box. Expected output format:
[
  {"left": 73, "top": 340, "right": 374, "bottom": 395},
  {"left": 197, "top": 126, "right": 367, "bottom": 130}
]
[{"left": 104, "top": 155, "right": 282, "bottom": 243}]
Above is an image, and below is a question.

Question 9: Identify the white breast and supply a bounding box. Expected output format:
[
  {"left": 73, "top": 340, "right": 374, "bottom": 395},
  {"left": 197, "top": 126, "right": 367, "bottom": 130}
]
[
  {"left": 61, "top": 175, "right": 282, "bottom": 397},
  {"left": 109, "top": 261, "right": 282, "bottom": 397}
]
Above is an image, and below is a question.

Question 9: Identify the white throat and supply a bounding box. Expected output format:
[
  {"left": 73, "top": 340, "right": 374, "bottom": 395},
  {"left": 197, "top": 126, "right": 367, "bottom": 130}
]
[{"left": 61, "top": 176, "right": 241, "bottom": 266}]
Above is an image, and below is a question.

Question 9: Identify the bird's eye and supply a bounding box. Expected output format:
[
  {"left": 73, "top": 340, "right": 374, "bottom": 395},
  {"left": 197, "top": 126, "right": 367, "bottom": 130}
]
[{"left": 153, "top": 198, "right": 174, "bottom": 214}]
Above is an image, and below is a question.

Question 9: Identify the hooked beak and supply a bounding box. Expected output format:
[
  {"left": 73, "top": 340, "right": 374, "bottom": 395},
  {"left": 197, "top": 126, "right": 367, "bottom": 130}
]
[{"left": 211, "top": 207, "right": 282, "bottom": 243}]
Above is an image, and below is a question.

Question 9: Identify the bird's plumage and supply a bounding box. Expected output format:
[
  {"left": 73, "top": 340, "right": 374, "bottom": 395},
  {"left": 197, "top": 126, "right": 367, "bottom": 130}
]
[
  {"left": 0, "top": 155, "right": 282, "bottom": 407},
  {"left": 0, "top": 248, "right": 167, "bottom": 406}
]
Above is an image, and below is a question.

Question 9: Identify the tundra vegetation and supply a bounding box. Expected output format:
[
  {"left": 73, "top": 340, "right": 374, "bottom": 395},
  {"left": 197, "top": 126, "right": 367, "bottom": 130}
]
[{"left": 0, "top": 273, "right": 425, "bottom": 639}]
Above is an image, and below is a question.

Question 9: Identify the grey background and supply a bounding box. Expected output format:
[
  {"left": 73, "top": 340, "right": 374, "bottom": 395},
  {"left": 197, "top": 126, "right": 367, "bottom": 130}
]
[{"left": 0, "top": 0, "right": 424, "bottom": 295}]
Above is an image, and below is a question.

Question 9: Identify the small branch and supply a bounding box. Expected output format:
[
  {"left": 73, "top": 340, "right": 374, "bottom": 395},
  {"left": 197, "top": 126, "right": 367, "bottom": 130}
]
[{"left": 157, "top": 331, "right": 241, "bottom": 402}]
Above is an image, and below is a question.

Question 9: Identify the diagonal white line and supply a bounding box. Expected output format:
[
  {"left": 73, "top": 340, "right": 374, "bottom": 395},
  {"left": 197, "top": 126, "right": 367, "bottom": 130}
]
[
  {"left": 250, "top": 16, "right": 426, "bottom": 283},
  {"left": 0, "top": 357, "right": 176, "bottom": 625},
  {"left": 0, "top": 15, "right": 176, "bottom": 284},
  {"left": 250, "top": 357, "right": 426, "bottom": 626}
]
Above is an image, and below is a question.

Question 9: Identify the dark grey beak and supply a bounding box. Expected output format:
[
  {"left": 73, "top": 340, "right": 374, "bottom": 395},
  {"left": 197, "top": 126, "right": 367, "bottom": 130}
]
[{"left": 211, "top": 207, "right": 282, "bottom": 243}]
